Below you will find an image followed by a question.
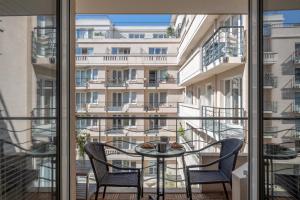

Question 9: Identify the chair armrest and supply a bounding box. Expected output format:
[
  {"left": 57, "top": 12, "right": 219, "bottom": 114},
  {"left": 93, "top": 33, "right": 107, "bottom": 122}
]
[
  {"left": 92, "top": 156, "right": 140, "bottom": 172},
  {"left": 184, "top": 140, "right": 222, "bottom": 155},
  {"left": 186, "top": 148, "right": 240, "bottom": 169}
]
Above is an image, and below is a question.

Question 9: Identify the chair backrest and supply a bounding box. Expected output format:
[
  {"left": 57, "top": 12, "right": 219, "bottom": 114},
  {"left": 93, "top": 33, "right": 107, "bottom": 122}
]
[
  {"left": 218, "top": 138, "right": 243, "bottom": 181},
  {"left": 84, "top": 142, "right": 108, "bottom": 185}
]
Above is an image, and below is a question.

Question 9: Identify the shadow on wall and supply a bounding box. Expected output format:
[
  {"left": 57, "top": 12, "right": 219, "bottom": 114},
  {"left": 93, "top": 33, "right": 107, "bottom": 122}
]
[{"left": 0, "top": 92, "right": 18, "bottom": 154}]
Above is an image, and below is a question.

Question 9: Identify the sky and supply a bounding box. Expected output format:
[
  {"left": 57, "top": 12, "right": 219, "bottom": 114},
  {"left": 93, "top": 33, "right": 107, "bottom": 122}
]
[
  {"left": 76, "top": 14, "right": 172, "bottom": 26},
  {"left": 77, "top": 10, "right": 300, "bottom": 26}
]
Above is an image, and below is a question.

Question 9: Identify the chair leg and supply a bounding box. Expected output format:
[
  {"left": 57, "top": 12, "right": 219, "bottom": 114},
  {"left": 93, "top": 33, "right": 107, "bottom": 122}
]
[
  {"left": 188, "top": 184, "right": 192, "bottom": 200},
  {"left": 95, "top": 187, "right": 99, "bottom": 200},
  {"left": 137, "top": 186, "right": 141, "bottom": 200},
  {"left": 102, "top": 186, "right": 107, "bottom": 199},
  {"left": 222, "top": 183, "right": 229, "bottom": 200}
]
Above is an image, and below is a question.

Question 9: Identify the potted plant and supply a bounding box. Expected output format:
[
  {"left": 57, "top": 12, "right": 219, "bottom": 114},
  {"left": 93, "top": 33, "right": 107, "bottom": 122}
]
[
  {"left": 166, "top": 26, "right": 175, "bottom": 38},
  {"left": 76, "top": 131, "right": 90, "bottom": 164},
  {"left": 178, "top": 122, "right": 185, "bottom": 137}
]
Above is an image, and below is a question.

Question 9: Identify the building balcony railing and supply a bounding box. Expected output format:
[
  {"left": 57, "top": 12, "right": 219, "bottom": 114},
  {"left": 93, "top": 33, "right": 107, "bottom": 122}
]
[
  {"left": 75, "top": 53, "right": 177, "bottom": 66},
  {"left": 144, "top": 78, "right": 178, "bottom": 87},
  {"left": 178, "top": 26, "right": 244, "bottom": 86},
  {"left": 75, "top": 78, "right": 178, "bottom": 89},
  {"left": 264, "top": 52, "right": 278, "bottom": 64},
  {"left": 202, "top": 26, "right": 244, "bottom": 68},
  {"left": 264, "top": 101, "right": 278, "bottom": 113},
  {"left": 178, "top": 104, "right": 246, "bottom": 141},
  {"left": 76, "top": 102, "right": 180, "bottom": 113},
  {"left": 32, "top": 27, "right": 56, "bottom": 66},
  {"left": 264, "top": 73, "right": 277, "bottom": 88},
  {"left": 293, "top": 50, "right": 300, "bottom": 64},
  {"left": 76, "top": 29, "right": 179, "bottom": 40}
]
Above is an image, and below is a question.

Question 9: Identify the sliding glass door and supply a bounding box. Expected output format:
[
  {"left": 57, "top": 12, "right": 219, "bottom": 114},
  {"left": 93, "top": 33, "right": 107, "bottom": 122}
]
[
  {"left": 261, "top": 2, "right": 300, "bottom": 199},
  {"left": 0, "top": 0, "right": 59, "bottom": 199}
]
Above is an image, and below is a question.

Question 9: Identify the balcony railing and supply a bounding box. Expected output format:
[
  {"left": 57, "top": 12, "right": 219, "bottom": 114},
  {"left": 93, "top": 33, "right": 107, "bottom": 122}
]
[
  {"left": 144, "top": 78, "right": 177, "bottom": 87},
  {"left": 202, "top": 26, "right": 244, "bottom": 68},
  {"left": 75, "top": 54, "right": 177, "bottom": 65},
  {"left": 264, "top": 73, "right": 277, "bottom": 88},
  {"left": 264, "top": 52, "right": 278, "bottom": 64},
  {"left": 201, "top": 106, "right": 246, "bottom": 141},
  {"left": 76, "top": 102, "right": 180, "bottom": 113},
  {"left": 0, "top": 116, "right": 57, "bottom": 200},
  {"left": 76, "top": 116, "right": 248, "bottom": 187},
  {"left": 293, "top": 50, "right": 300, "bottom": 64},
  {"left": 264, "top": 101, "right": 278, "bottom": 113},
  {"left": 75, "top": 78, "right": 178, "bottom": 89},
  {"left": 76, "top": 29, "right": 178, "bottom": 40},
  {"left": 32, "top": 27, "right": 56, "bottom": 65}
]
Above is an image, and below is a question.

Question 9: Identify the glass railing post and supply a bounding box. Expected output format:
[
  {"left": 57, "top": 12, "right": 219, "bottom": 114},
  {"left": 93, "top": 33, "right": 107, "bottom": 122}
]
[{"left": 98, "top": 119, "right": 101, "bottom": 142}]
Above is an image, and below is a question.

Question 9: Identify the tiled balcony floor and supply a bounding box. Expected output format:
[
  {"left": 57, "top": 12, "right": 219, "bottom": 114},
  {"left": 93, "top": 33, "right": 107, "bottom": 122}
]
[{"left": 90, "top": 192, "right": 230, "bottom": 200}]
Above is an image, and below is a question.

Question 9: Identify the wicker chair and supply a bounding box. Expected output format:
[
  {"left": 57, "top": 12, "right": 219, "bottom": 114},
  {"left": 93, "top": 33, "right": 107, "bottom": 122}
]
[
  {"left": 84, "top": 142, "right": 142, "bottom": 200},
  {"left": 183, "top": 138, "right": 243, "bottom": 200}
]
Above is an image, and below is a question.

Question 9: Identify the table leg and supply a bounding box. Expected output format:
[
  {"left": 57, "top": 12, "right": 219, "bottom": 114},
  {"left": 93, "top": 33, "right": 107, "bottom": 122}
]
[
  {"left": 86, "top": 174, "right": 89, "bottom": 200},
  {"left": 266, "top": 159, "right": 269, "bottom": 199},
  {"left": 270, "top": 159, "right": 274, "bottom": 200},
  {"left": 157, "top": 157, "right": 160, "bottom": 200},
  {"left": 162, "top": 158, "right": 165, "bottom": 200}
]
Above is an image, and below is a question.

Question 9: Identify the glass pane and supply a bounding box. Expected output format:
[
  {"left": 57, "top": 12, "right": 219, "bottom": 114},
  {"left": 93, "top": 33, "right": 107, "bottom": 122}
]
[
  {"left": 0, "top": 1, "right": 58, "bottom": 199},
  {"left": 263, "top": 7, "right": 300, "bottom": 199}
]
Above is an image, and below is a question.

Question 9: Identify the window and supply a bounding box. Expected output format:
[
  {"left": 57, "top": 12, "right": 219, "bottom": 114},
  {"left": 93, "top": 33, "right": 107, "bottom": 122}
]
[
  {"left": 76, "top": 29, "right": 93, "bottom": 39},
  {"left": 159, "top": 115, "right": 167, "bottom": 127},
  {"left": 76, "top": 47, "right": 94, "bottom": 55},
  {"left": 149, "top": 160, "right": 157, "bottom": 175},
  {"left": 206, "top": 85, "right": 213, "bottom": 106},
  {"left": 111, "top": 47, "right": 130, "bottom": 54},
  {"left": 129, "top": 33, "right": 145, "bottom": 38},
  {"left": 123, "top": 115, "right": 136, "bottom": 127},
  {"left": 159, "top": 69, "right": 168, "bottom": 82},
  {"left": 76, "top": 93, "right": 86, "bottom": 111},
  {"left": 153, "top": 33, "right": 167, "bottom": 38},
  {"left": 130, "top": 69, "right": 136, "bottom": 80},
  {"left": 160, "top": 92, "right": 167, "bottom": 105},
  {"left": 149, "top": 47, "right": 168, "bottom": 55},
  {"left": 76, "top": 69, "right": 99, "bottom": 85}
]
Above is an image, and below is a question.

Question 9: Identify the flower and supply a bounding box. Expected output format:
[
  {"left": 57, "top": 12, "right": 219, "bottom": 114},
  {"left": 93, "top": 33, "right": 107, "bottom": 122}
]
[{"left": 76, "top": 131, "right": 90, "bottom": 158}]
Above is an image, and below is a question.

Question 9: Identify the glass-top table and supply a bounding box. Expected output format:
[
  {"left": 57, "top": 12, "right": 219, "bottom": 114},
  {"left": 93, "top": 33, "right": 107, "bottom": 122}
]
[
  {"left": 263, "top": 143, "right": 298, "bottom": 199},
  {"left": 135, "top": 143, "right": 185, "bottom": 200}
]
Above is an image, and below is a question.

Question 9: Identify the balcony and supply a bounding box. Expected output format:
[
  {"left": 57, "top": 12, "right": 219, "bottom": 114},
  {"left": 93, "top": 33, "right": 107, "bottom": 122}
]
[
  {"left": 263, "top": 73, "right": 277, "bottom": 88},
  {"left": 264, "top": 52, "right": 278, "bottom": 64},
  {"left": 144, "top": 78, "right": 178, "bottom": 89},
  {"left": 264, "top": 101, "right": 278, "bottom": 113},
  {"left": 75, "top": 53, "right": 177, "bottom": 66},
  {"left": 179, "top": 104, "right": 246, "bottom": 141},
  {"left": 77, "top": 102, "right": 179, "bottom": 113},
  {"left": 143, "top": 102, "right": 179, "bottom": 113},
  {"left": 179, "top": 26, "right": 244, "bottom": 86},
  {"left": 74, "top": 116, "right": 248, "bottom": 199},
  {"left": 76, "top": 29, "right": 179, "bottom": 40},
  {"left": 294, "top": 50, "right": 300, "bottom": 65},
  {"left": 31, "top": 27, "right": 56, "bottom": 69}
]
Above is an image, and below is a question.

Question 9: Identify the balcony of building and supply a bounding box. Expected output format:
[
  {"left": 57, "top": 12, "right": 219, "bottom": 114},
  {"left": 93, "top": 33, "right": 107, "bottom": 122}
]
[
  {"left": 263, "top": 73, "right": 277, "bottom": 88},
  {"left": 75, "top": 29, "right": 180, "bottom": 41},
  {"left": 178, "top": 104, "right": 246, "bottom": 141},
  {"left": 74, "top": 116, "right": 248, "bottom": 199},
  {"left": 75, "top": 53, "right": 177, "bottom": 66},
  {"left": 144, "top": 78, "right": 179, "bottom": 89},
  {"left": 264, "top": 52, "right": 278, "bottom": 64},
  {"left": 178, "top": 26, "right": 245, "bottom": 86},
  {"left": 293, "top": 50, "right": 300, "bottom": 65},
  {"left": 31, "top": 27, "right": 56, "bottom": 69},
  {"left": 263, "top": 101, "right": 278, "bottom": 114}
]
